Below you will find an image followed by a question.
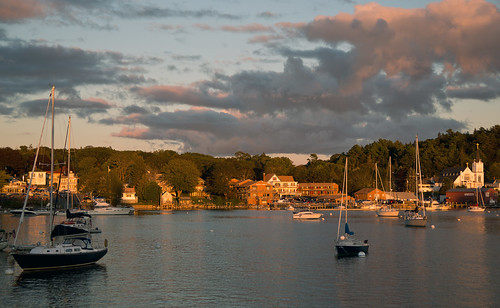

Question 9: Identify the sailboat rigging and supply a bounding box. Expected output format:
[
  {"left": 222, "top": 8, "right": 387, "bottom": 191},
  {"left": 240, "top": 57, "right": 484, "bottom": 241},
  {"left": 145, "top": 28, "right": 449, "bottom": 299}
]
[
  {"left": 11, "top": 86, "right": 108, "bottom": 271},
  {"left": 403, "top": 135, "right": 427, "bottom": 227},
  {"left": 335, "top": 157, "right": 369, "bottom": 257},
  {"left": 376, "top": 158, "right": 399, "bottom": 217}
]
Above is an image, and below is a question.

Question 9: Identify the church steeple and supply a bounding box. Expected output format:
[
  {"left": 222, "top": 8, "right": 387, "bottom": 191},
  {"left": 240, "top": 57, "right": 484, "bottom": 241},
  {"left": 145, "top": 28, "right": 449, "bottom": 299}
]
[{"left": 472, "top": 143, "right": 484, "bottom": 187}]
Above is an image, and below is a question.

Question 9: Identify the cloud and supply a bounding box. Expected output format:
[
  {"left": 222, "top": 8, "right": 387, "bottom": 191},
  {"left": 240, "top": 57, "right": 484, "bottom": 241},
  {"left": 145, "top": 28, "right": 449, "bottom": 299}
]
[
  {"left": 0, "top": 0, "right": 241, "bottom": 27},
  {"left": 0, "top": 36, "right": 153, "bottom": 105}
]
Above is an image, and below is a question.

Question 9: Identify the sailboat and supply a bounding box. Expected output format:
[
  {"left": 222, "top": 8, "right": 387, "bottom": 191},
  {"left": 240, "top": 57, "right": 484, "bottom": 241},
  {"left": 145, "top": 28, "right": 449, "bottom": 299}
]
[
  {"left": 403, "top": 136, "right": 427, "bottom": 227},
  {"left": 467, "top": 187, "right": 486, "bottom": 212},
  {"left": 335, "top": 157, "right": 369, "bottom": 257},
  {"left": 11, "top": 86, "right": 108, "bottom": 271},
  {"left": 376, "top": 159, "right": 399, "bottom": 217}
]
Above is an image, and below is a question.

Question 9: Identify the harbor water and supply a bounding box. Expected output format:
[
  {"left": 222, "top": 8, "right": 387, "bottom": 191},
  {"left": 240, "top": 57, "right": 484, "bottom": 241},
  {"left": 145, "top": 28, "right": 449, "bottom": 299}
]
[{"left": 1, "top": 209, "right": 500, "bottom": 307}]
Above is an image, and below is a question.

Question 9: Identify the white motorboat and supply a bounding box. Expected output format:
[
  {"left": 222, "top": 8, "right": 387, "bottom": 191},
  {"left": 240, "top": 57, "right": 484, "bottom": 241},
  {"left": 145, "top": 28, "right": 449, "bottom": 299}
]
[
  {"left": 293, "top": 210, "right": 323, "bottom": 220},
  {"left": 87, "top": 198, "right": 134, "bottom": 215}
]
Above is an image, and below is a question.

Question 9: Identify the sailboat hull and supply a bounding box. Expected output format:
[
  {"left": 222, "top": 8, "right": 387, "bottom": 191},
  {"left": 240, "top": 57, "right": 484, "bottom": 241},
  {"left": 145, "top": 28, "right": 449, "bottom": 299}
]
[
  {"left": 404, "top": 217, "right": 427, "bottom": 227},
  {"left": 12, "top": 247, "right": 107, "bottom": 271},
  {"left": 335, "top": 238, "right": 369, "bottom": 257},
  {"left": 335, "top": 243, "right": 369, "bottom": 257}
]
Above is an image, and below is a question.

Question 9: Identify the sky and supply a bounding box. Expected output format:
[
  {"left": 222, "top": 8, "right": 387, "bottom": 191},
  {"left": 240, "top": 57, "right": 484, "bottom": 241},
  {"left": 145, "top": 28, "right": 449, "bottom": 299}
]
[{"left": 1, "top": 0, "right": 500, "bottom": 165}]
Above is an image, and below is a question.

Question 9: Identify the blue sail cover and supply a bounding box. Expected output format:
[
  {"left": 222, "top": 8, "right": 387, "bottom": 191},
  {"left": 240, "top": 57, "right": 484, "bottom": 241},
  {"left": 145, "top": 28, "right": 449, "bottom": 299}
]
[{"left": 345, "top": 223, "right": 354, "bottom": 235}]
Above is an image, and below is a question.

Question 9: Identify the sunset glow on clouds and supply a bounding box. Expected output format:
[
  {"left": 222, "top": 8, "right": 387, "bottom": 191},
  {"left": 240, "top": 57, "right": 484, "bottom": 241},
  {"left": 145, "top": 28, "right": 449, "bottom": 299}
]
[{"left": 0, "top": 0, "right": 499, "bottom": 163}]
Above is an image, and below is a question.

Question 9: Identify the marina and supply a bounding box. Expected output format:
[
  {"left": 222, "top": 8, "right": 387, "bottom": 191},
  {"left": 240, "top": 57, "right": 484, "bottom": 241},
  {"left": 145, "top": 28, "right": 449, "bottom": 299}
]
[{"left": 1, "top": 209, "right": 500, "bottom": 306}]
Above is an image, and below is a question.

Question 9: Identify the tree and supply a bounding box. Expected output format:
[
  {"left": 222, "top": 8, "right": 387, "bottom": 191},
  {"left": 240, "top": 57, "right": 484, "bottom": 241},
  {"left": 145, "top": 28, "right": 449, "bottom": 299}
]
[
  {"left": 161, "top": 159, "right": 200, "bottom": 202},
  {"left": 141, "top": 181, "right": 162, "bottom": 204},
  {"left": 108, "top": 170, "right": 124, "bottom": 206},
  {"left": 0, "top": 169, "right": 9, "bottom": 189}
]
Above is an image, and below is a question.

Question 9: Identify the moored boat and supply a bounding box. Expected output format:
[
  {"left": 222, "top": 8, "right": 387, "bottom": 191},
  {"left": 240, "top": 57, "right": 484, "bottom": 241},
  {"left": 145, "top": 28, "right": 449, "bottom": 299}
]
[
  {"left": 293, "top": 210, "right": 323, "bottom": 220},
  {"left": 87, "top": 197, "right": 134, "bottom": 215},
  {"left": 11, "top": 86, "right": 107, "bottom": 271},
  {"left": 335, "top": 158, "right": 369, "bottom": 257}
]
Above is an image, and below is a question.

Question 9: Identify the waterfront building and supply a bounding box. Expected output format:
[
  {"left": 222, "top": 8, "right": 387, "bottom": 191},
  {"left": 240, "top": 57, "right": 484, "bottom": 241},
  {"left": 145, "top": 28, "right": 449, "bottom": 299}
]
[
  {"left": 27, "top": 170, "right": 47, "bottom": 186},
  {"left": 446, "top": 187, "right": 498, "bottom": 204},
  {"left": 297, "top": 182, "right": 339, "bottom": 198},
  {"left": 354, "top": 188, "right": 389, "bottom": 201},
  {"left": 232, "top": 179, "right": 274, "bottom": 206},
  {"left": 263, "top": 173, "right": 298, "bottom": 198},
  {"left": 121, "top": 185, "right": 138, "bottom": 204}
]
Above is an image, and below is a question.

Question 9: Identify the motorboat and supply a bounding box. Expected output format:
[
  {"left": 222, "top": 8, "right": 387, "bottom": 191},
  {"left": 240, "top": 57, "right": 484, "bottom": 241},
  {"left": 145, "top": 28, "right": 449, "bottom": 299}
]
[
  {"left": 376, "top": 206, "right": 400, "bottom": 217},
  {"left": 87, "top": 197, "right": 134, "bottom": 215},
  {"left": 292, "top": 210, "right": 323, "bottom": 220},
  {"left": 11, "top": 208, "right": 38, "bottom": 216}
]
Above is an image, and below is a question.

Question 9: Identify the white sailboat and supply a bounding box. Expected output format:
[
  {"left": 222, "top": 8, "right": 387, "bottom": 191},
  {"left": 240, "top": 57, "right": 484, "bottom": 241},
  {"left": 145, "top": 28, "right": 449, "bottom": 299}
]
[
  {"left": 335, "top": 158, "right": 369, "bottom": 257},
  {"left": 467, "top": 187, "right": 486, "bottom": 212},
  {"left": 403, "top": 135, "right": 427, "bottom": 227},
  {"left": 376, "top": 159, "right": 399, "bottom": 217},
  {"left": 11, "top": 86, "right": 108, "bottom": 271}
]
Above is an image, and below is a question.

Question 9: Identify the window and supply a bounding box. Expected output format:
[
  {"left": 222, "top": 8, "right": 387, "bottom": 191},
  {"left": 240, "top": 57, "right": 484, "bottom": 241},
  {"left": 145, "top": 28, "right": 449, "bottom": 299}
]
[{"left": 66, "top": 249, "right": 73, "bottom": 252}]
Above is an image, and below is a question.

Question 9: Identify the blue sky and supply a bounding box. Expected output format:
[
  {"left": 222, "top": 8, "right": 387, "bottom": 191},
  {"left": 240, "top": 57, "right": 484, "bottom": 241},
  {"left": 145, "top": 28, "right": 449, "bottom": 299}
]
[{"left": 1, "top": 0, "right": 500, "bottom": 165}]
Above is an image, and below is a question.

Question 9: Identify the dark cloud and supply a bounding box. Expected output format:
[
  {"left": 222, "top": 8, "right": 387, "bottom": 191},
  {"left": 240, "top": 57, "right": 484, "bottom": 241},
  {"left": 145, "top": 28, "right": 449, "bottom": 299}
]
[
  {"left": 0, "top": 37, "right": 152, "bottom": 105},
  {"left": 1, "top": 0, "right": 241, "bottom": 27}
]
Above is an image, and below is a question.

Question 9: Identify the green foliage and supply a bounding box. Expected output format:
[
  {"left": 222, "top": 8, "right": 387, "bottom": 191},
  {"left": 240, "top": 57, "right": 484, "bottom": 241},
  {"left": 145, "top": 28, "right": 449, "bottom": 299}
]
[
  {"left": 2, "top": 125, "right": 500, "bottom": 201},
  {"left": 141, "top": 181, "right": 162, "bottom": 204},
  {"left": 161, "top": 158, "right": 201, "bottom": 199}
]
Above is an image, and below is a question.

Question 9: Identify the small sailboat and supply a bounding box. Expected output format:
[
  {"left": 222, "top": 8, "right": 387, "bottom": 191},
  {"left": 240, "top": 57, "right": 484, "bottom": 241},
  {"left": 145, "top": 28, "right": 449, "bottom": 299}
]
[
  {"left": 376, "top": 159, "right": 399, "bottom": 217},
  {"left": 11, "top": 86, "right": 108, "bottom": 271},
  {"left": 335, "top": 158, "right": 369, "bottom": 257},
  {"left": 467, "top": 187, "right": 486, "bottom": 212},
  {"left": 403, "top": 136, "right": 427, "bottom": 227}
]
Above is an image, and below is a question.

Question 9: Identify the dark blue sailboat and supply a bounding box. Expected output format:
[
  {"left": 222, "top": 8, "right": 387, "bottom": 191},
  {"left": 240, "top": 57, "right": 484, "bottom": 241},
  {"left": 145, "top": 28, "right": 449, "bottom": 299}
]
[
  {"left": 335, "top": 158, "right": 369, "bottom": 257},
  {"left": 11, "top": 86, "right": 107, "bottom": 271}
]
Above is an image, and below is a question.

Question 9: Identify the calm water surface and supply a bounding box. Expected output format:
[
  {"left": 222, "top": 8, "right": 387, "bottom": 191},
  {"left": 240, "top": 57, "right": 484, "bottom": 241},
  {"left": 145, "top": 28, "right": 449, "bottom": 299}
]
[{"left": 1, "top": 209, "right": 500, "bottom": 307}]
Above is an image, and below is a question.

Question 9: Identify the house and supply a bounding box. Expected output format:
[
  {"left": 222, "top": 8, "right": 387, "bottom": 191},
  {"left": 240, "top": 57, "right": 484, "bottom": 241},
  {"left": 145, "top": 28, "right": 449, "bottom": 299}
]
[
  {"left": 1, "top": 178, "right": 26, "bottom": 195},
  {"left": 190, "top": 178, "right": 209, "bottom": 198},
  {"left": 438, "top": 144, "right": 484, "bottom": 188},
  {"left": 419, "top": 178, "right": 442, "bottom": 193},
  {"left": 263, "top": 173, "right": 298, "bottom": 198},
  {"left": 297, "top": 183, "right": 339, "bottom": 197},
  {"left": 233, "top": 180, "right": 274, "bottom": 206},
  {"left": 27, "top": 170, "right": 47, "bottom": 186},
  {"left": 354, "top": 188, "right": 390, "bottom": 201},
  {"left": 52, "top": 168, "right": 79, "bottom": 193},
  {"left": 121, "top": 186, "right": 138, "bottom": 204}
]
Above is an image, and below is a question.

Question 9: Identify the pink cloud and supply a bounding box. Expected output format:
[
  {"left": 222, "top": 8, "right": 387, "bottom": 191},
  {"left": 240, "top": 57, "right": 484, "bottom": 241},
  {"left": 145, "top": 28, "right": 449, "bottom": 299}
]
[
  {"left": 0, "top": 0, "right": 45, "bottom": 21},
  {"left": 304, "top": 0, "right": 500, "bottom": 91},
  {"left": 112, "top": 127, "right": 149, "bottom": 138},
  {"left": 220, "top": 23, "right": 274, "bottom": 33}
]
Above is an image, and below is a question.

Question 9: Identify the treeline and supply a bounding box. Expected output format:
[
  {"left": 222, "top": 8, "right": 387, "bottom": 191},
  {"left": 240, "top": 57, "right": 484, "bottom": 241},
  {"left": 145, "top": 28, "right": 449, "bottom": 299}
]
[{"left": 1, "top": 126, "right": 499, "bottom": 203}]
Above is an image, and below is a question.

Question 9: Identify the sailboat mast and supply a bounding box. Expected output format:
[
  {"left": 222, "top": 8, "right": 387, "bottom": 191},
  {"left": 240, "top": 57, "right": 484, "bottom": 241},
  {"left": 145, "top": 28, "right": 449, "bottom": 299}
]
[
  {"left": 67, "top": 116, "right": 71, "bottom": 210},
  {"left": 389, "top": 157, "right": 392, "bottom": 194},
  {"left": 49, "top": 86, "right": 55, "bottom": 241}
]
